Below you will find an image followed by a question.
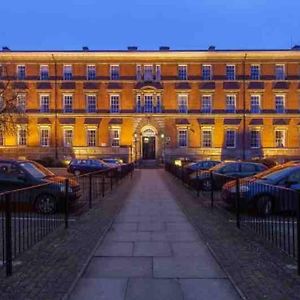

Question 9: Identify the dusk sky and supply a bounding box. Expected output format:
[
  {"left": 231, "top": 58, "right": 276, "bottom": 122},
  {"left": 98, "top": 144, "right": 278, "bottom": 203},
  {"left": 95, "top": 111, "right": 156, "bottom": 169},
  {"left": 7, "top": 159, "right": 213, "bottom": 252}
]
[{"left": 0, "top": 0, "right": 299, "bottom": 51}]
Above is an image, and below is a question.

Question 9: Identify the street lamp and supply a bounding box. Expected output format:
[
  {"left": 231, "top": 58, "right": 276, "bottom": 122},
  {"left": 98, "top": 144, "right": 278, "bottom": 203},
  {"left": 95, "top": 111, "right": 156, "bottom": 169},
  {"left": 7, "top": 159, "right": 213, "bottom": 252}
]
[
  {"left": 160, "top": 133, "right": 165, "bottom": 163},
  {"left": 134, "top": 132, "right": 138, "bottom": 163}
]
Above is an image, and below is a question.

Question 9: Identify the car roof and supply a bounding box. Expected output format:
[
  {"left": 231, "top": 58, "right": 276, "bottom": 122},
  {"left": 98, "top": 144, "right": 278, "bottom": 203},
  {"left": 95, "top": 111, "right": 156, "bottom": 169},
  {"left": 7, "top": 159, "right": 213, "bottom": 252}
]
[{"left": 0, "top": 159, "right": 33, "bottom": 164}]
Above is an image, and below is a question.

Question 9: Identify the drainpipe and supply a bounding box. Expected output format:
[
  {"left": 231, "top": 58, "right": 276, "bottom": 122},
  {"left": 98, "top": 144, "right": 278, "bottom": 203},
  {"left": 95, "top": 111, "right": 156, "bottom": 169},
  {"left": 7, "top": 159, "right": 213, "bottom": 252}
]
[
  {"left": 242, "top": 53, "right": 247, "bottom": 160},
  {"left": 51, "top": 54, "right": 58, "bottom": 160}
]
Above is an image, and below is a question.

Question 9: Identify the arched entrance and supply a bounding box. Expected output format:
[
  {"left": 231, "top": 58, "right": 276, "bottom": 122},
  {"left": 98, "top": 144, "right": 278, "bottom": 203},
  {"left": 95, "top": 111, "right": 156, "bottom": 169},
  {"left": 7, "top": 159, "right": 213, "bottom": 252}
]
[{"left": 141, "top": 126, "right": 157, "bottom": 160}]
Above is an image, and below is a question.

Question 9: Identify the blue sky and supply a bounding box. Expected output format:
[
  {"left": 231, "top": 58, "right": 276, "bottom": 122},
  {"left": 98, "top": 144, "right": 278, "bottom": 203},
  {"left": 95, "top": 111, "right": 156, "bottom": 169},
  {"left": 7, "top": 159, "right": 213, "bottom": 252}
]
[{"left": 0, "top": 0, "right": 299, "bottom": 50}]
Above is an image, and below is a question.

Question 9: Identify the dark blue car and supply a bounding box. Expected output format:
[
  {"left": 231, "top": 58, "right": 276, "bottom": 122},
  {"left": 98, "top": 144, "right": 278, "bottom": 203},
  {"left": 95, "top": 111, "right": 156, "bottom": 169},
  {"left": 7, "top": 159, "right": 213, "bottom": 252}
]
[
  {"left": 67, "top": 159, "right": 110, "bottom": 176},
  {"left": 222, "top": 164, "right": 300, "bottom": 215}
]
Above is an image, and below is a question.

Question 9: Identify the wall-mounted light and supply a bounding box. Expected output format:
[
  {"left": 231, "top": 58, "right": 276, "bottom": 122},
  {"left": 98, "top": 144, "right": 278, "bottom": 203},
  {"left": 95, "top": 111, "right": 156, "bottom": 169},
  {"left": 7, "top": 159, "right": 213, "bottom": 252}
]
[{"left": 160, "top": 133, "right": 165, "bottom": 139}]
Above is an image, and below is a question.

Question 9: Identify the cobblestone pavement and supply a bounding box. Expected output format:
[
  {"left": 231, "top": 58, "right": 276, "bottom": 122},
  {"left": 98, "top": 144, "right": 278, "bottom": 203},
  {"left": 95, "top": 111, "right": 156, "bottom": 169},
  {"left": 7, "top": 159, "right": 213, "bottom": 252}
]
[
  {"left": 0, "top": 173, "right": 134, "bottom": 300},
  {"left": 69, "top": 169, "right": 241, "bottom": 300},
  {"left": 162, "top": 170, "right": 300, "bottom": 300}
]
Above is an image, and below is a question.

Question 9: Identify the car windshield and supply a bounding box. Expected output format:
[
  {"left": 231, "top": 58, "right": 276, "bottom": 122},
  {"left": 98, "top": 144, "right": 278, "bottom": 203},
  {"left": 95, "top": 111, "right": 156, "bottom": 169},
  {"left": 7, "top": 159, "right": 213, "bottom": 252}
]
[
  {"left": 209, "top": 162, "right": 229, "bottom": 172},
  {"left": 254, "top": 164, "right": 292, "bottom": 179},
  {"left": 259, "top": 166, "right": 297, "bottom": 183},
  {"left": 20, "top": 162, "right": 54, "bottom": 179}
]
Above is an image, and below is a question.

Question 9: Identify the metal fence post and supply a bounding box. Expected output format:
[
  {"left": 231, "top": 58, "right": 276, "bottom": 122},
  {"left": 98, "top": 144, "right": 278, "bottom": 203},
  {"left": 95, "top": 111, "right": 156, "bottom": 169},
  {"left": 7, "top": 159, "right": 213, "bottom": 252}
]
[
  {"left": 210, "top": 171, "right": 214, "bottom": 208},
  {"left": 181, "top": 165, "right": 184, "bottom": 184},
  {"left": 297, "top": 194, "right": 300, "bottom": 275},
  {"left": 5, "top": 193, "right": 12, "bottom": 276},
  {"left": 64, "top": 179, "right": 69, "bottom": 229},
  {"left": 110, "top": 171, "right": 113, "bottom": 191},
  {"left": 102, "top": 175, "right": 105, "bottom": 197},
  {"left": 196, "top": 169, "right": 200, "bottom": 197},
  {"left": 89, "top": 174, "right": 92, "bottom": 209},
  {"left": 236, "top": 177, "right": 241, "bottom": 229}
]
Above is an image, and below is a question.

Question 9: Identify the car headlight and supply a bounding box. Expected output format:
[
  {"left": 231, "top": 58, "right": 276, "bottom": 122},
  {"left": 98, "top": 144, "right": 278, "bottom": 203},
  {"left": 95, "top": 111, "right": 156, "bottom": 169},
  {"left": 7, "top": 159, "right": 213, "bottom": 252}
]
[
  {"left": 229, "top": 185, "right": 249, "bottom": 193},
  {"left": 59, "top": 185, "right": 73, "bottom": 193}
]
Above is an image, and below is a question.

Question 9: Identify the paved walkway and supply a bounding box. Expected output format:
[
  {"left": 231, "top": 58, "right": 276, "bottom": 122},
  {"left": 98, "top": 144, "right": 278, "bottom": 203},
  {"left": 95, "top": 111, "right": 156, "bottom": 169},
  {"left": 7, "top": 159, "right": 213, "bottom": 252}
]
[{"left": 69, "top": 169, "right": 241, "bottom": 300}]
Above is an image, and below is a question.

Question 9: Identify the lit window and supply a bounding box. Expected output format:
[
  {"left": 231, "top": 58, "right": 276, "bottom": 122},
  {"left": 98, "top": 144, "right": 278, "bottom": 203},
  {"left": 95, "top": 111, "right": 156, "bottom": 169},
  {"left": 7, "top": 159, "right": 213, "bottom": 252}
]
[
  {"left": 202, "top": 65, "right": 212, "bottom": 80},
  {"left": 178, "top": 94, "right": 188, "bottom": 113},
  {"left": 110, "top": 65, "right": 120, "bottom": 80},
  {"left": 226, "top": 95, "right": 236, "bottom": 113},
  {"left": 275, "top": 64, "right": 285, "bottom": 80},
  {"left": 144, "top": 95, "right": 153, "bottom": 113},
  {"left": 87, "top": 65, "right": 96, "bottom": 80},
  {"left": 144, "top": 65, "right": 153, "bottom": 81},
  {"left": 250, "top": 65, "right": 260, "bottom": 80},
  {"left": 17, "top": 65, "right": 26, "bottom": 80},
  {"left": 87, "top": 129, "right": 97, "bottom": 147},
  {"left": 17, "top": 94, "right": 26, "bottom": 112},
  {"left": 226, "top": 65, "right": 236, "bottom": 80},
  {"left": 40, "top": 128, "right": 50, "bottom": 147},
  {"left": 63, "top": 95, "right": 73, "bottom": 113},
  {"left": 250, "top": 95, "right": 261, "bottom": 113},
  {"left": 275, "top": 130, "right": 285, "bottom": 148},
  {"left": 110, "top": 95, "right": 120, "bottom": 113},
  {"left": 202, "top": 95, "right": 212, "bottom": 113},
  {"left": 40, "top": 95, "right": 50, "bottom": 113},
  {"left": 250, "top": 130, "right": 261, "bottom": 148},
  {"left": 18, "top": 128, "right": 27, "bottom": 146},
  {"left": 86, "top": 94, "right": 97, "bottom": 113},
  {"left": 111, "top": 129, "right": 120, "bottom": 147},
  {"left": 202, "top": 130, "right": 212, "bottom": 148},
  {"left": 178, "top": 129, "right": 187, "bottom": 147},
  {"left": 40, "top": 65, "right": 49, "bottom": 80},
  {"left": 64, "top": 129, "right": 73, "bottom": 147},
  {"left": 178, "top": 65, "right": 188, "bottom": 80},
  {"left": 275, "top": 95, "right": 285, "bottom": 113},
  {"left": 225, "top": 130, "right": 236, "bottom": 148},
  {"left": 63, "top": 65, "right": 72, "bottom": 80}
]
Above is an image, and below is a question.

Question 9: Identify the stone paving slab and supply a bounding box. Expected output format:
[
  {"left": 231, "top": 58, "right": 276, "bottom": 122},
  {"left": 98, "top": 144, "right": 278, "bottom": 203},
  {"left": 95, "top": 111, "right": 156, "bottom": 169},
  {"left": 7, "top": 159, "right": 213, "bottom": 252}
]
[
  {"left": 133, "top": 242, "right": 172, "bottom": 257},
  {"left": 95, "top": 242, "right": 134, "bottom": 257},
  {"left": 112, "top": 222, "right": 138, "bottom": 232}
]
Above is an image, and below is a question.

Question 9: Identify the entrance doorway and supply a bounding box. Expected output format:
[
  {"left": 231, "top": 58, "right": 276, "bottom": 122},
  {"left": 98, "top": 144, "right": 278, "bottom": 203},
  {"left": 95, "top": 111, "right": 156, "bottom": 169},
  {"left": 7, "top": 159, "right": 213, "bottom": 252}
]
[{"left": 142, "top": 136, "right": 156, "bottom": 159}]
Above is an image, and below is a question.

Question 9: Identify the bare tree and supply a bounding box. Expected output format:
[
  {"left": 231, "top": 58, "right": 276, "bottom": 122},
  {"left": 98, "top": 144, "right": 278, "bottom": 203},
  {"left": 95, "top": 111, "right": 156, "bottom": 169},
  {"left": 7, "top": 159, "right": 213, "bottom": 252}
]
[{"left": 0, "top": 63, "right": 25, "bottom": 134}]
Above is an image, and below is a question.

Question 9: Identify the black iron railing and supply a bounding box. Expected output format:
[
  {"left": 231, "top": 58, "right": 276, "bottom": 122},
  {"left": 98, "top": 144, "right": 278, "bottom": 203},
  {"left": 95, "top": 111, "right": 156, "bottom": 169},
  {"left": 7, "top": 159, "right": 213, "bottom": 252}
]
[{"left": 165, "top": 162, "right": 300, "bottom": 274}]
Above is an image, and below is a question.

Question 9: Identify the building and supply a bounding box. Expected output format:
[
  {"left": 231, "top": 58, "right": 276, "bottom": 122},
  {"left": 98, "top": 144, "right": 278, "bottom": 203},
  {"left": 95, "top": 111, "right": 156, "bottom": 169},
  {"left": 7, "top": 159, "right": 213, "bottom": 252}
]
[{"left": 1, "top": 46, "right": 300, "bottom": 163}]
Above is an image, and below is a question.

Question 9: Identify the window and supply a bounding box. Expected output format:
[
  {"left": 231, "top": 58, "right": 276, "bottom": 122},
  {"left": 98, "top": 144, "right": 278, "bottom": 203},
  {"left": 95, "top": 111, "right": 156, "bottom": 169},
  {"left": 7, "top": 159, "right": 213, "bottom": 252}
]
[
  {"left": 86, "top": 94, "right": 97, "bottom": 113},
  {"left": 40, "top": 128, "right": 50, "bottom": 147},
  {"left": 87, "top": 129, "right": 97, "bottom": 147},
  {"left": 155, "top": 65, "right": 161, "bottom": 81},
  {"left": 110, "top": 95, "right": 120, "bottom": 113},
  {"left": 178, "top": 129, "right": 187, "bottom": 147},
  {"left": 0, "top": 128, "right": 4, "bottom": 146},
  {"left": 178, "top": 65, "right": 188, "bottom": 80},
  {"left": 250, "top": 95, "right": 261, "bottom": 113},
  {"left": 18, "top": 128, "right": 27, "bottom": 146},
  {"left": 202, "top": 65, "right": 212, "bottom": 80},
  {"left": 63, "top": 65, "right": 72, "bottom": 80},
  {"left": 40, "top": 95, "right": 50, "bottom": 113},
  {"left": 250, "top": 130, "right": 260, "bottom": 148},
  {"left": 156, "top": 94, "right": 162, "bottom": 112},
  {"left": 144, "top": 65, "right": 153, "bottom": 81},
  {"left": 136, "top": 94, "right": 142, "bottom": 112},
  {"left": 17, "top": 94, "right": 26, "bottom": 112},
  {"left": 226, "top": 65, "right": 236, "bottom": 80},
  {"left": 275, "top": 64, "right": 285, "bottom": 80},
  {"left": 111, "top": 129, "right": 120, "bottom": 147},
  {"left": 250, "top": 65, "right": 260, "bottom": 80},
  {"left": 144, "top": 95, "right": 153, "bottom": 113},
  {"left": 241, "top": 163, "right": 257, "bottom": 173},
  {"left": 202, "top": 95, "right": 212, "bottom": 113},
  {"left": 17, "top": 65, "right": 26, "bottom": 80},
  {"left": 64, "top": 129, "right": 73, "bottom": 147},
  {"left": 275, "top": 95, "right": 285, "bottom": 113},
  {"left": 87, "top": 65, "right": 96, "bottom": 80},
  {"left": 225, "top": 130, "right": 236, "bottom": 148},
  {"left": 63, "top": 95, "right": 73, "bottom": 113},
  {"left": 136, "top": 65, "right": 142, "bottom": 81},
  {"left": 226, "top": 95, "right": 236, "bottom": 113},
  {"left": 275, "top": 130, "right": 285, "bottom": 148},
  {"left": 202, "top": 129, "right": 212, "bottom": 148},
  {"left": 178, "top": 94, "right": 188, "bottom": 113},
  {"left": 40, "top": 65, "right": 49, "bottom": 80},
  {"left": 110, "top": 65, "right": 119, "bottom": 80}
]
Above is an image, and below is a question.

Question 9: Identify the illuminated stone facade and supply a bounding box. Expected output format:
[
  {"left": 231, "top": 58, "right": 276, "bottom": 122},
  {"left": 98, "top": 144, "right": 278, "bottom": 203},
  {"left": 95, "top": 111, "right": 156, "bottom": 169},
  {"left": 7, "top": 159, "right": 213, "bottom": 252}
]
[{"left": 1, "top": 48, "right": 300, "bottom": 162}]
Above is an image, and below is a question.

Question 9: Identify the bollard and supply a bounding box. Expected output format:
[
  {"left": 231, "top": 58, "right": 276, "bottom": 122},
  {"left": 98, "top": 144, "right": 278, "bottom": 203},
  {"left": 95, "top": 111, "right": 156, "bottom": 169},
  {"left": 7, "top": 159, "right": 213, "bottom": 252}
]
[
  {"left": 5, "top": 193, "right": 12, "bottom": 276},
  {"left": 196, "top": 169, "right": 200, "bottom": 197},
  {"left": 236, "top": 177, "right": 241, "bottom": 229}
]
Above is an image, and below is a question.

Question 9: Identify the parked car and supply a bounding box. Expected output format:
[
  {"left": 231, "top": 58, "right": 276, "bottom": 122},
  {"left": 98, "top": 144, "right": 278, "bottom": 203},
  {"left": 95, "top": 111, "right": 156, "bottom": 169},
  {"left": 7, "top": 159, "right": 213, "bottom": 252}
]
[
  {"left": 222, "top": 163, "right": 300, "bottom": 216},
  {"left": 0, "top": 159, "right": 80, "bottom": 214},
  {"left": 102, "top": 158, "right": 124, "bottom": 169},
  {"left": 190, "top": 161, "right": 267, "bottom": 191},
  {"left": 67, "top": 159, "right": 110, "bottom": 176},
  {"left": 184, "top": 160, "right": 221, "bottom": 175}
]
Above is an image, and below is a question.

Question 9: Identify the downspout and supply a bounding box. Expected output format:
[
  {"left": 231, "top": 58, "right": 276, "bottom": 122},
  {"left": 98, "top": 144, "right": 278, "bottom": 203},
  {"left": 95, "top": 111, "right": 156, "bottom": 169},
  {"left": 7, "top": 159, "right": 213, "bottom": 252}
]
[
  {"left": 51, "top": 54, "right": 58, "bottom": 160},
  {"left": 242, "top": 53, "right": 247, "bottom": 160}
]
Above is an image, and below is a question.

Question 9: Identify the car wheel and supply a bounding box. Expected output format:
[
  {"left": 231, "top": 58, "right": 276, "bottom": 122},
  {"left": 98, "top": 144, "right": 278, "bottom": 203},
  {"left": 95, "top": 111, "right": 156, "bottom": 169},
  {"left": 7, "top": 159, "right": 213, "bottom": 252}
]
[
  {"left": 74, "top": 170, "right": 81, "bottom": 176},
  {"left": 202, "top": 178, "right": 212, "bottom": 191},
  {"left": 35, "top": 194, "right": 57, "bottom": 214},
  {"left": 257, "top": 195, "right": 273, "bottom": 216}
]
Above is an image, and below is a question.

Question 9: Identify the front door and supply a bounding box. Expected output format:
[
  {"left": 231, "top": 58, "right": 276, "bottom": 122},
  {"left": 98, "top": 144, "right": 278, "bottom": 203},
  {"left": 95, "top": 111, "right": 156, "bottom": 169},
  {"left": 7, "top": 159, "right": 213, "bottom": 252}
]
[{"left": 142, "top": 137, "right": 155, "bottom": 159}]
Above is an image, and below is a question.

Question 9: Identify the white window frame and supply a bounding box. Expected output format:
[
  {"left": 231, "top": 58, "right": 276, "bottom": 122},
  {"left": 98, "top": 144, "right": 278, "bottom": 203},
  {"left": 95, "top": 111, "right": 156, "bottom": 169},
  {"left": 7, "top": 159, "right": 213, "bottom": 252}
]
[
  {"left": 63, "top": 94, "right": 73, "bottom": 113},
  {"left": 110, "top": 65, "right": 120, "bottom": 80},
  {"left": 275, "top": 129, "right": 286, "bottom": 148},
  {"left": 178, "top": 94, "right": 188, "bottom": 113},
  {"left": 275, "top": 95, "right": 285, "bottom": 113},
  {"left": 250, "top": 64, "right": 260, "bottom": 80},
  {"left": 225, "top": 129, "right": 236, "bottom": 148},
  {"left": 40, "top": 65, "right": 49, "bottom": 80},
  {"left": 201, "top": 95, "right": 212, "bottom": 113},
  {"left": 178, "top": 65, "right": 188, "bottom": 80},
  {"left": 63, "top": 127, "right": 73, "bottom": 147},
  {"left": 144, "top": 94, "right": 154, "bottom": 113},
  {"left": 63, "top": 65, "right": 72, "bottom": 80},
  {"left": 17, "top": 93, "right": 26, "bottom": 112},
  {"left": 86, "top": 94, "right": 97, "bottom": 113},
  {"left": 226, "top": 65, "right": 236, "bottom": 80},
  {"left": 110, "top": 94, "right": 120, "bottom": 113},
  {"left": 275, "top": 64, "right": 285, "bottom": 80},
  {"left": 111, "top": 127, "right": 120, "bottom": 147},
  {"left": 39, "top": 126, "right": 50, "bottom": 147},
  {"left": 87, "top": 65, "right": 96, "bottom": 80},
  {"left": 201, "top": 128, "right": 212, "bottom": 148},
  {"left": 87, "top": 128, "right": 97, "bottom": 147},
  {"left": 250, "top": 129, "right": 261, "bottom": 149},
  {"left": 177, "top": 128, "right": 188, "bottom": 147},
  {"left": 40, "top": 94, "right": 50, "bottom": 113},
  {"left": 202, "top": 65, "right": 212, "bottom": 80},
  {"left": 226, "top": 95, "right": 236, "bottom": 113},
  {"left": 17, "top": 65, "right": 26, "bottom": 80},
  {"left": 250, "top": 94, "right": 261, "bottom": 113},
  {"left": 17, "top": 126, "right": 27, "bottom": 146}
]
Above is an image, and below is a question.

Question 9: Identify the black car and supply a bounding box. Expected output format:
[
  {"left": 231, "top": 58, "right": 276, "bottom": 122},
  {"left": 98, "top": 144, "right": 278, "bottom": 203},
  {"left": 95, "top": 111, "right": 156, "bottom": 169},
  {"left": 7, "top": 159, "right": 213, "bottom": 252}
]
[
  {"left": 222, "top": 163, "right": 300, "bottom": 215},
  {"left": 190, "top": 161, "right": 267, "bottom": 191},
  {"left": 0, "top": 160, "right": 80, "bottom": 214},
  {"left": 184, "top": 160, "right": 221, "bottom": 175},
  {"left": 67, "top": 159, "right": 110, "bottom": 176}
]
